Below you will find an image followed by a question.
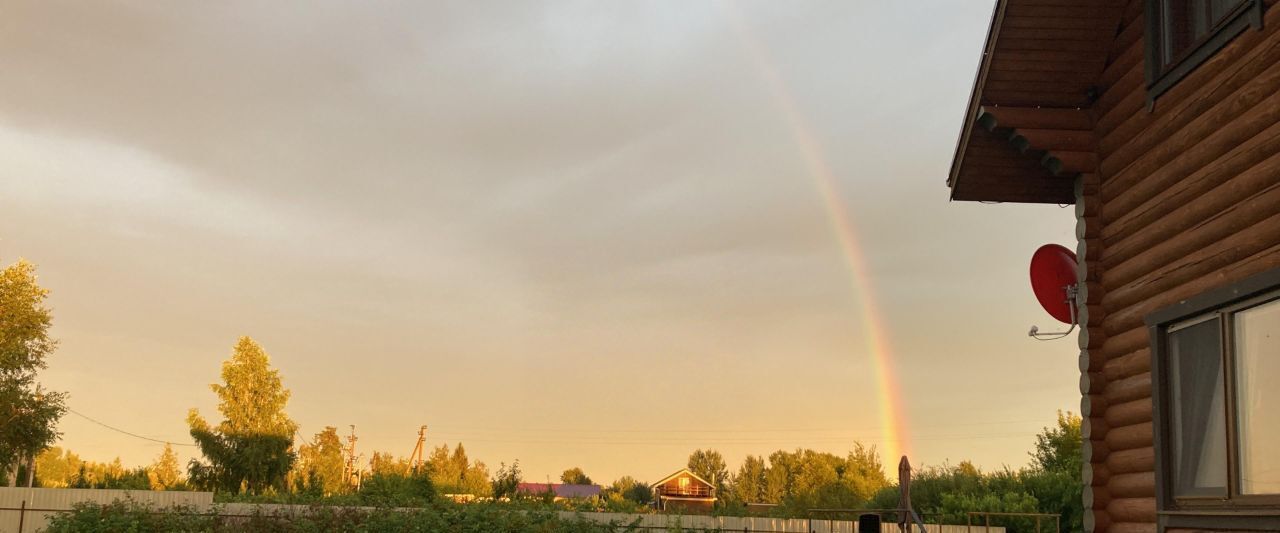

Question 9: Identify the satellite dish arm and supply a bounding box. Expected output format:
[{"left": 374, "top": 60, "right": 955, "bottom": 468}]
[{"left": 1029, "top": 284, "right": 1079, "bottom": 341}]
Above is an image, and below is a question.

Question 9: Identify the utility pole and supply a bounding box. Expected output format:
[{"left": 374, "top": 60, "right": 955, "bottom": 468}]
[
  {"left": 408, "top": 425, "right": 427, "bottom": 475},
  {"left": 344, "top": 425, "right": 361, "bottom": 491}
]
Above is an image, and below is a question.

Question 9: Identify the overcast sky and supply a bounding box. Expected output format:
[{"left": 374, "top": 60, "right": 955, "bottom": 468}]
[{"left": 0, "top": 1, "right": 1080, "bottom": 484}]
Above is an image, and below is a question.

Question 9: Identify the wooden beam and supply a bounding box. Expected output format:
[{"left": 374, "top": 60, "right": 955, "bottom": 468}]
[
  {"left": 979, "top": 106, "right": 1093, "bottom": 131},
  {"left": 1010, "top": 128, "right": 1096, "bottom": 152},
  {"left": 1043, "top": 150, "right": 1099, "bottom": 175}
]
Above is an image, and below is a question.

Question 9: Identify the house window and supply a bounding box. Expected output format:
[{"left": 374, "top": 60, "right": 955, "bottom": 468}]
[
  {"left": 1235, "top": 299, "right": 1280, "bottom": 496},
  {"left": 1145, "top": 0, "right": 1264, "bottom": 102},
  {"left": 678, "top": 477, "right": 690, "bottom": 489},
  {"left": 1148, "top": 268, "right": 1280, "bottom": 530}
]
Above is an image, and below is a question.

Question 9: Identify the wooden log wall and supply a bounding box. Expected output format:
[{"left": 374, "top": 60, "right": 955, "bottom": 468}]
[{"left": 1083, "top": 0, "right": 1280, "bottom": 531}]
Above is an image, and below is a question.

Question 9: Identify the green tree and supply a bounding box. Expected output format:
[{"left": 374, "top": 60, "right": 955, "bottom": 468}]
[
  {"left": 148, "top": 444, "right": 183, "bottom": 490},
  {"left": 0, "top": 260, "right": 68, "bottom": 486},
  {"left": 297, "top": 426, "right": 346, "bottom": 496},
  {"left": 732, "top": 455, "right": 768, "bottom": 504},
  {"left": 844, "top": 442, "right": 889, "bottom": 501},
  {"left": 560, "top": 467, "right": 593, "bottom": 485},
  {"left": 186, "top": 337, "right": 297, "bottom": 494},
  {"left": 0, "top": 260, "right": 57, "bottom": 379},
  {"left": 764, "top": 449, "right": 800, "bottom": 503},
  {"left": 491, "top": 460, "right": 522, "bottom": 499},
  {"left": 1030, "top": 410, "right": 1082, "bottom": 475},
  {"left": 427, "top": 442, "right": 491, "bottom": 496},
  {"left": 601, "top": 475, "right": 650, "bottom": 512},
  {"left": 34, "top": 446, "right": 82, "bottom": 488},
  {"left": 687, "top": 448, "right": 728, "bottom": 495},
  {"left": 463, "top": 461, "right": 493, "bottom": 497},
  {"left": 610, "top": 475, "right": 651, "bottom": 504},
  {"left": 369, "top": 451, "right": 411, "bottom": 477},
  {"left": 427, "top": 444, "right": 460, "bottom": 492}
]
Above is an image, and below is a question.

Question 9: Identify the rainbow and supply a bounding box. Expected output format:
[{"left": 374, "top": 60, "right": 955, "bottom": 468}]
[{"left": 724, "top": 4, "right": 912, "bottom": 465}]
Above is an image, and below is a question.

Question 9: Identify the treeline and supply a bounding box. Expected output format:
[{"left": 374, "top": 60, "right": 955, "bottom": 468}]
[
  {"left": 34, "top": 445, "right": 185, "bottom": 491},
  {"left": 735, "top": 412, "right": 1083, "bottom": 531},
  {"left": 4, "top": 259, "right": 1081, "bottom": 532}
]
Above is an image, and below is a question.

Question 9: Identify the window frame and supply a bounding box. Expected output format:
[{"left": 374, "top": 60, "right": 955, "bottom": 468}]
[
  {"left": 1144, "top": 0, "right": 1265, "bottom": 104},
  {"left": 1147, "top": 267, "right": 1280, "bottom": 530}
]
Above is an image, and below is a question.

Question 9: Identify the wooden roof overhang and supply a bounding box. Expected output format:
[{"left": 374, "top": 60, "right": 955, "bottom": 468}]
[{"left": 947, "top": 0, "right": 1127, "bottom": 204}]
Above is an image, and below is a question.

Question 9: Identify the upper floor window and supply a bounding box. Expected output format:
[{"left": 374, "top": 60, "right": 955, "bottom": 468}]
[
  {"left": 1148, "top": 268, "right": 1280, "bottom": 530},
  {"left": 1145, "top": 0, "right": 1264, "bottom": 101}
]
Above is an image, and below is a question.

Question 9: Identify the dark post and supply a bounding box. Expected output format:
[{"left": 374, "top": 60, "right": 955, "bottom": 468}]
[
  {"left": 898, "top": 456, "right": 912, "bottom": 532},
  {"left": 18, "top": 499, "right": 26, "bottom": 533},
  {"left": 858, "top": 513, "right": 882, "bottom": 533}
]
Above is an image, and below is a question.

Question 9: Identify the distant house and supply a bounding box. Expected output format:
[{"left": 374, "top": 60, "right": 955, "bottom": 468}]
[
  {"left": 650, "top": 468, "right": 716, "bottom": 513},
  {"left": 515, "top": 482, "right": 601, "bottom": 501}
]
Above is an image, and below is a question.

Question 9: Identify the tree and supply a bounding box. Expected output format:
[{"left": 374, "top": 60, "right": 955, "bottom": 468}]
[
  {"left": 34, "top": 447, "right": 82, "bottom": 488},
  {"left": 610, "top": 475, "right": 651, "bottom": 504},
  {"left": 296, "top": 427, "right": 346, "bottom": 496},
  {"left": 560, "top": 467, "right": 593, "bottom": 485},
  {"left": 0, "top": 260, "right": 57, "bottom": 379},
  {"left": 187, "top": 337, "right": 297, "bottom": 494},
  {"left": 427, "top": 444, "right": 461, "bottom": 492},
  {"left": 602, "top": 475, "right": 651, "bottom": 513},
  {"left": 0, "top": 259, "right": 67, "bottom": 486},
  {"left": 492, "top": 461, "right": 522, "bottom": 499},
  {"left": 1030, "top": 410, "right": 1082, "bottom": 475},
  {"left": 732, "top": 455, "right": 768, "bottom": 504},
  {"left": 148, "top": 444, "right": 183, "bottom": 490},
  {"left": 369, "top": 451, "right": 411, "bottom": 477},
  {"left": 462, "top": 461, "right": 492, "bottom": 497},
  {"left": 427, "top": 442, "right": 491, "bottom": 496},
  {"left": 844, "top": 442, "right": 889, "bottom": 502},
  {"left": 687, "top": 448, "right": 728, "bottom": 495}
]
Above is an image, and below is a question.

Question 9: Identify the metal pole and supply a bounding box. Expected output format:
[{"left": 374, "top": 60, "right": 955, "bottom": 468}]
[{"left": 18, "top": 500, "right": 26, "bottom": 533}]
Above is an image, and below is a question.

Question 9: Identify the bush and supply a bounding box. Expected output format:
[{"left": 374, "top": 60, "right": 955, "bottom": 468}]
[{"left": 43, "top": 501, "right": 218, "bottom": 532}]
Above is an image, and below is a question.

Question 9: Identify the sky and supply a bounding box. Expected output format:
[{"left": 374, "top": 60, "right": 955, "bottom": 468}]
[{"left": 0, "top": 1, "right": 1081, "bottom": 485}]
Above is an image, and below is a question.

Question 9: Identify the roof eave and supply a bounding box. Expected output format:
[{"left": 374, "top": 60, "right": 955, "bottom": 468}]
[{"left": 947, "top": 0, "right": 1009, "bottom": 197}]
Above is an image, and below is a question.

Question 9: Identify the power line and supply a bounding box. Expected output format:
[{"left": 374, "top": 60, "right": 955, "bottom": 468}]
[
  {"left": 67, "top": 407, "right": 198, "bottom": 447},
  {"left": 423, "top": 419, "right": 1047, "bottom": 435},
  {"left": 422, "top": 431, "right": 1038, "bottom": 446}
]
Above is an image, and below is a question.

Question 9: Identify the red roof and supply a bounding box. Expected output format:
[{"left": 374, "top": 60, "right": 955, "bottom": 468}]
[{"left": 515, "top": 482, "right": 601, "bottom": 499}]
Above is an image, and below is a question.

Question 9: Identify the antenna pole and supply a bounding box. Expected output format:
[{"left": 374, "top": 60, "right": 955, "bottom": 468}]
[{"left": 409, "top": 425, "right": 427, "bottom": 475}]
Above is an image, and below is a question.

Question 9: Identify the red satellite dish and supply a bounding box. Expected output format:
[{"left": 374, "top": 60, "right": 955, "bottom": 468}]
[{"left": 1030, "top": 244, "right": 1078, "bottom": 324}]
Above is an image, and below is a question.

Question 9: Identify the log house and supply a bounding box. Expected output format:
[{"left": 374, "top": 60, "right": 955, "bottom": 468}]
[{"left": 948, "top": 1, "right": 1280, "bottom": 531}]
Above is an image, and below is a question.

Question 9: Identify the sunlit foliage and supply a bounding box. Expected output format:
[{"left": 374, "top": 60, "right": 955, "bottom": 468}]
[
  {"left": 295, "top": 426, "right": 347, "bottom": 496},
  {"left": 187, "top": 337, "right": 298, "bottom": 494},
  {"left": 0, "top": 259, "right": 68, "bottom": 486}
]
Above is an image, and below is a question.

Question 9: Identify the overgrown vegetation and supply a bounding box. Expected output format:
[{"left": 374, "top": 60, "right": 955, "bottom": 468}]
[
  {"left": 42, "top": 499, "right": 701, "bottom": 533},
  {"left": 864, "top": 412, "right": 1084, "bottom": 532}
]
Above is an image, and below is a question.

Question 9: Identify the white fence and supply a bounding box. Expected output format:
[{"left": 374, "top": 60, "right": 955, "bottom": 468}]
[
  {"left": 0, "top": 487, "right": 212, "bottom": 532},
  {"left": 0, "top": 488, "right": 1005, "bottom": 533}
]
